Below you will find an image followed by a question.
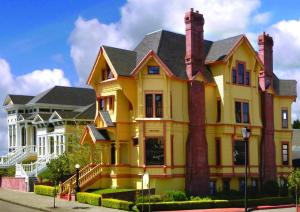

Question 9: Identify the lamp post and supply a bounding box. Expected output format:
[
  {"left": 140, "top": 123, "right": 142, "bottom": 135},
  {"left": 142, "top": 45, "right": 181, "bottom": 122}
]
[
  {"left": 242, "top": 127, "right": 251, "bottom": 212},
  {"left": 75, "top": 164, "right": 80, "bottom": 201}
]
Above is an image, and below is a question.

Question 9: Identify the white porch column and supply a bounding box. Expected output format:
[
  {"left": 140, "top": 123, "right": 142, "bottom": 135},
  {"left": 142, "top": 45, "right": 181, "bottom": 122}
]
[
  {"left": 45, "top": 136, "right": 49, "bottom": 155},
  {"left": 54, "top": 135, "right": 57, "bottom": 156},
  {"left": 25, "top": 123, "right": 30, "bottom": 146}
]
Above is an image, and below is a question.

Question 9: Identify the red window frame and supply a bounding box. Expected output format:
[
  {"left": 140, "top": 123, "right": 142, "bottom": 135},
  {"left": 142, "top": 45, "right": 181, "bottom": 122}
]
[
  {"left": 232, "top": 61, "right": 250, "bottom": 86},
  {"left": 235, "top": 101, "right": 250, "bottom": 123},
  {"left": 281, "top": 108, "right": 288, "bottom": 129},
  {"left": 145, "top": 92, "right": 163, "bottom": 118},
  {"left": 281, "top": 142, "right": 289, "bottom": 166},
  {"left": 215, "top": 138, "right": 221, "bottom": 166},
  {"left": 217, "top": 98, "right": 221, "bottom": 122}
]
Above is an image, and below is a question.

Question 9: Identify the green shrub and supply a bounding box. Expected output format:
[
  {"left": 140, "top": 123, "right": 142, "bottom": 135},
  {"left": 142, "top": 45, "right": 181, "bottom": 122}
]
[
  {"left": 76, "top": 192, "right": 101, "bottom": 206},
  {"left": 34, "top": 185, "right": 58, "bottom": 197},
  {"left": 262, "top": 180, "right": 279, "bottom": 196},
  {"left": 163, "top": 191, "right": 187, "bottom": 201},
  {"left": 102, "top": 198, "right": 134, "bottom": 211},
  {"left": 190, "top": 196, "right": 212, "bottom": 201},
  {"left": 136, "top": 195, "right": 162, "bottom": 203},
  {"left": 136, "top": 197, "right": 294, "bottom": 211}
]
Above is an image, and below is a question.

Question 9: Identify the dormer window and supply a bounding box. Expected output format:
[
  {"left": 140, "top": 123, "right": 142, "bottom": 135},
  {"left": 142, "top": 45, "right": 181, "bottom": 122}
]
[
  {"left": 148, "top": 66, "right": 160, "bottom": 75},
  {"left": 102, "top": 64, "right": 114, "bottom": 81},
  {"left": 232, "top": 62, "right": 250, "bottom": 86}
]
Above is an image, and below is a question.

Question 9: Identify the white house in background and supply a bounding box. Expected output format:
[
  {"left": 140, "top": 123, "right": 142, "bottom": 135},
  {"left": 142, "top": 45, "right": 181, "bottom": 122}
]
[{"left": 0, "top": 86, "right": 96, "bottom": 178}]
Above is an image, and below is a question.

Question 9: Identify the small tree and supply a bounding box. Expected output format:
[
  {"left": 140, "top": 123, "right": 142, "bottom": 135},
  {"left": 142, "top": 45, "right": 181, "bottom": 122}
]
[
  {"left": 293, "top": 119, "right": 300, "bottom": 129},
  {"left": 44, "top": 153, "right": 71, "bottom": 183},
  {"left": 288, "top": 168, "right": 300, "bottom": 197}
]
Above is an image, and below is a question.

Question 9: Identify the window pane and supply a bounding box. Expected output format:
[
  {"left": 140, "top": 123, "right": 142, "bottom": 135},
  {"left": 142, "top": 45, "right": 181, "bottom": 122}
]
[
  {"left": 237, "top": 63, "right": 245, "bottom": 84},
  {"left": 282, "top": 144, "right": 289, "bottom": 165},
  {"left": 233, "top": 140, "right": 247, "bottom": 165},
  {"left": 148, "top": 66, "right": 160, "bottom": 74},
  {"left": 155, "top": 94, "right": 163, "bottom": 117},
  {"left": 232, "top": 68, "right": 236, "bottom": 84},
  {"left": 245, "top": 71, "right": 250, "bottom": 85},
  {"left": 282, "top": 110, "right": 288, "bottom": 128},
  {"left": 145, "top": 94, "right": 153, "bottom": 117},
  {"left": 216, "top": 139, "right": 221, "bottom": 166},
  {"left": 217, "top": 99, "right": 221, "bottom": 122},
  {"left": 243, "top": 103, "right": 249, "bottom": 123},
  {"left": 235, "top": 102, "right": 242, "bottom": 123},
  {"left": 145, "top": 138, "right": 164, "bottom": 165}
]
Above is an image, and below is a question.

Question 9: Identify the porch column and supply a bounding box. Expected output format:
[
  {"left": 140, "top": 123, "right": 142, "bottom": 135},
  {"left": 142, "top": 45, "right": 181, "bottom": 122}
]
[
  {"left": 104, "top": 144, "right": 110, "bottom": 165},
  {"left": 54, "top": 135, "right": 57, "bottom": 156},
  {"left": 100, "top": 145, "right": 104, "bottom": 164},
  {"left": 90, "top": 144, "right": 95, "bottom": 164},
  {"left": 115, "top": 142, "right": 120, "bottom": 165},
  {"left": 25, "top": 123, "right": 29, "bottom": 146}
]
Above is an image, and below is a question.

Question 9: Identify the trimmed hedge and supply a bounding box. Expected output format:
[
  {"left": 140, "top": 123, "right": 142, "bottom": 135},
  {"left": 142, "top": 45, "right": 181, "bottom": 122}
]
[
  {"left": 136, "top": 197, "right": 294, "bottom": 211},
  {"left": 102, "top": 198, "right": 134, "bottom": 211},
  {"left": 34, "top": 185, "right": 58, "bottom": 197},
  {"left": 76, "top": 192, "right": 101, "bottom": 206}
]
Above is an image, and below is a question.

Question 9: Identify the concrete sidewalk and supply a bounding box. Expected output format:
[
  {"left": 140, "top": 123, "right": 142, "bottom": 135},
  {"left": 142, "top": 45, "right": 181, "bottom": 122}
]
[{"left": 0, "top": 188, "right": 118, "bottom": 211}]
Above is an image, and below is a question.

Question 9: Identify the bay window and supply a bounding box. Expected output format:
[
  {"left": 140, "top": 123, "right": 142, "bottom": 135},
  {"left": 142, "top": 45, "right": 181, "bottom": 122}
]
[
  {"left": 233, "top": 140, "right": 248, "bottom": 165},
  {"left": 145, "top": 93, "right": 163, "bottom": 118},
  {"left": 145, "top": 137, "right": 164, "bottom": 165},
  {"left": 235, "top": 101, "right": 249, "bottom": 123}
]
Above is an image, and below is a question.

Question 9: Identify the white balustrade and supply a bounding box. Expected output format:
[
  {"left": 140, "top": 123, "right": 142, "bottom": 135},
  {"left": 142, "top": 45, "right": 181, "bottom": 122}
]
[{"left": 0, "top": 145, "right": 37, "bottom": 168}]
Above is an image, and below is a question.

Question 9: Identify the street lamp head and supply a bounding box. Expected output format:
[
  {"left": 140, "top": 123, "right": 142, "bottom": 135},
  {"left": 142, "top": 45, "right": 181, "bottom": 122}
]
[
  {"left": 242, "top": 127, "right": 251, "bottom": 139},
  {"left": 75, "top": 164, "right": 80, "bottom": 169}
]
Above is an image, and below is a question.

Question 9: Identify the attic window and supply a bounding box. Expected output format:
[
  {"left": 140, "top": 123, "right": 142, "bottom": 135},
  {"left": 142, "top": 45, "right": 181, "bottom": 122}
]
[
  {"left": 102, "top": 64, "right": 114, "bottom": 81},
  {"left": 148, "top": 66, "right": 160, "bottom": 75}
]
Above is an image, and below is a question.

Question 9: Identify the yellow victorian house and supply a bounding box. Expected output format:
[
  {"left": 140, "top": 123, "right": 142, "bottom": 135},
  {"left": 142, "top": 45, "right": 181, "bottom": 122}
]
[{"left": 60, "top": 9, "right": 297, "bottom": 196}]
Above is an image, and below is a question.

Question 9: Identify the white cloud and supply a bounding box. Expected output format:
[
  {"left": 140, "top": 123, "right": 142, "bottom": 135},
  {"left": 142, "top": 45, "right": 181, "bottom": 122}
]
[
  {"left": 265, "top": 19, "right": 300, "bottom": 120},
  {"left": 70, "top": 0, "right": 262, "bottom": 84},
  {"left": 0, "top": 58, "right": 70, "bottom": 154},
  {"left": 253, "top": 12, "right": 271, "bottom": 25}
]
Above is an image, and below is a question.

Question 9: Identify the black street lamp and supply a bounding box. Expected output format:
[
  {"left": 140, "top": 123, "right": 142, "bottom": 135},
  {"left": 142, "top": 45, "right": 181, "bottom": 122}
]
[
  {"left": 242, "top": 127, "right": 251, "bottom": 212},
  {"left": 75, "top": 164, "right": 80, "bottom": 200}
]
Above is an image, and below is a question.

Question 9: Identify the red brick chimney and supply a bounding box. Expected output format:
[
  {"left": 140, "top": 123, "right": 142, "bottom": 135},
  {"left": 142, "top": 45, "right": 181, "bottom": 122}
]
[
  {"left": 258, "top": 32, "right": 277, "bottom": 184},
  {"left": 185, "top": 8, "right": 205, "bottom": 79},
  {"left": 185, "top": 8, "right": 209, "bottom": 196},
  {"left": 258, "top": 32, "right": 274, "bottom": 91}
]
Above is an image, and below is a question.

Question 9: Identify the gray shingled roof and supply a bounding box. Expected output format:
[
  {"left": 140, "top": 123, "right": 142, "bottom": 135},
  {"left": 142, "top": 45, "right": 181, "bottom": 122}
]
[
  {"left": 273, "top": 75, "right": 297, "bottom": 97},
  {"left": 99, "top": 111, "right": 114, "bottom": 127},
  {"left": 27, "top": 86, "right": 96, "bottom": 106},
  {"left": 103, "top": 46, "right": 137, "bottom": 76},
  {"left": 76, "top": 103, "right": 96, "bottom": 119},
  {"left": 87, "top": 124, "right": 110, "bottom": 141},
  {"left": 102, "top": 30, "right": 241, "bottom": 82},
  {"left": 205, "top": 35, "right": 243, "bottom": 63},
  {"left": 55, "top": 111, "right": 80, "bottom": 119},
  {"left": 5, "top": 95, "right": 34, "bottom": 105}
]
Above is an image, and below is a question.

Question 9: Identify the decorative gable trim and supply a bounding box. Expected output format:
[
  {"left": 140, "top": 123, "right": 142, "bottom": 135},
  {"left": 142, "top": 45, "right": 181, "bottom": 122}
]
[
  {"left": 130, "top": 50, "right": 175, "bottom": 78},
  {"left": 49, "top": 111, "right": 62, "bottom": 121},
  {"left": 87, "top": 47, "right": 119, "bottom": 85},
  {"left": 32, "top": 114, "right": 45, "bottom": 124}
]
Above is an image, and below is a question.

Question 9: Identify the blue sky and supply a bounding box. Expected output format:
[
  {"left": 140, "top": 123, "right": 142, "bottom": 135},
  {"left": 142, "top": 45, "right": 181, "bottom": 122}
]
[
  {"left": 0, "top": 0, "right": 300, "bottom": 153},
  {"left": 0, "top": 0, "right": 125, "bottom": 82},
  {"left": 0, "top": 0, "right": 299, "bottom": 84}
]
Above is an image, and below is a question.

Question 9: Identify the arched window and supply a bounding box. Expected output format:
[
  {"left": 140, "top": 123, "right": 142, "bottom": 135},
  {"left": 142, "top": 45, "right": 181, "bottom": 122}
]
[{"left": 21, "top": 127, "right": 26, "bottom": 146}]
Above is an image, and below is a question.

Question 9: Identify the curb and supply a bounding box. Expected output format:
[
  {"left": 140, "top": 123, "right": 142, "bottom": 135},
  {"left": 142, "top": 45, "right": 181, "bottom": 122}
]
[
  {"left": 251, "top": 204, "right": 295, "bottom": 211},
  {"left": 0, "top": 196, "right": 51, "bottom": 212}
]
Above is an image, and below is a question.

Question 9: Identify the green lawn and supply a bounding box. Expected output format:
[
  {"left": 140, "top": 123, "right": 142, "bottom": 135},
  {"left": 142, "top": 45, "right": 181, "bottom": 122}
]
[{"left": 88, "top": 188, "right": 134, "bottom": 195}]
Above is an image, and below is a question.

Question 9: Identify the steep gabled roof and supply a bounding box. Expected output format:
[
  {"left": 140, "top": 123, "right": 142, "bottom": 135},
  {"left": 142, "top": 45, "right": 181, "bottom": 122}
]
[
  {"left": 100, "top": 30, "right": 243, "bottom": 81},
  {"left": 205, "top": 35, "right": 244, "bottom": 63},
  {"left": 103, "top": 46, "right": 137, "bottom": 77},
  {"left": 74, "top": 103, "right": 96, "bottom": 120},
  {"left": 3, "top": 95, "right": 34, "bottom": 106},
  {"left": 27, "top": 86, "right": 95, "bottom": 106}
]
